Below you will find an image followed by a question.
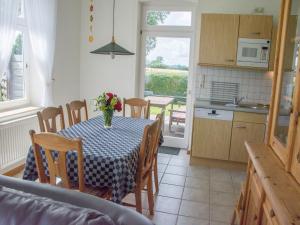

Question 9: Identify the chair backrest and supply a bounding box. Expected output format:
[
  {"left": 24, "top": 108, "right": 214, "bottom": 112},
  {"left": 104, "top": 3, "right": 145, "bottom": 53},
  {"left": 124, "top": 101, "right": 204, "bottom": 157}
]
[
  {"left": 154, "top": 112, "right": 164, "bottom": 156},
  {"left": 123, "top": 98, "right": 150, "bottom": 119},
  {"left": 136, "top": 119, "right": 160, "bottom": 185},
  {"left": 37, "top": 106, "right": 65, "bottom": 133},
  {"left": 29, "top": 130, "right": 84, "bottom": 192},
  {"left": 66, "top": 99, "right": 88, "bottom": 126}
]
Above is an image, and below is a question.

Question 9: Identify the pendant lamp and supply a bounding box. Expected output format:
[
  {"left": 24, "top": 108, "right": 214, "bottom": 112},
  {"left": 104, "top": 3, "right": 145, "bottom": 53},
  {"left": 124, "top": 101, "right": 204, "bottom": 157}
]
[{"left": 90, "top": 0, "right": 134, "bottom": 59}]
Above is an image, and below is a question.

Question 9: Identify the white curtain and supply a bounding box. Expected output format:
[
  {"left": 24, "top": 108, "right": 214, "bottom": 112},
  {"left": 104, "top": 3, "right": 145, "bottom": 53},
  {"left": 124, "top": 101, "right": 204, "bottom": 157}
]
[
  {"left": 25, "top": 0, "right": 57, "bottom": 106},
  {"left": 0, "top": 0, "right": 19, "bottom": 79}
]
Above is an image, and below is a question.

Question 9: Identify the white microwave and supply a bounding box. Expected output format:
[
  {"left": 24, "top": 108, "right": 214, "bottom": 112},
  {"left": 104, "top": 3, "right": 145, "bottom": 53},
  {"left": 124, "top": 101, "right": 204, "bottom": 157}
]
[{"left": 237, "top": 38, "right": 270, "bottom": 68}]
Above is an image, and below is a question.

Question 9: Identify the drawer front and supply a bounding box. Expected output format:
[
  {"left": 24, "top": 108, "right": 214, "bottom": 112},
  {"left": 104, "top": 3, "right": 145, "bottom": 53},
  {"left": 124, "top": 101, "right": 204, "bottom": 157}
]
[{"left": 234, "top": 111, "right": 266, "bottom": 123}]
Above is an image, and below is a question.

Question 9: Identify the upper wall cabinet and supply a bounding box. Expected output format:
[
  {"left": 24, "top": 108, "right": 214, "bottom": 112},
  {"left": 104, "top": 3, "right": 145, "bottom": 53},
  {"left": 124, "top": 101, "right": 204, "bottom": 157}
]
[
  {"left": 199, "top": 14, "right": 239, "bottom": 66},
  {"left": 239, "top": 15, "right": 273, "bottom": 39}
]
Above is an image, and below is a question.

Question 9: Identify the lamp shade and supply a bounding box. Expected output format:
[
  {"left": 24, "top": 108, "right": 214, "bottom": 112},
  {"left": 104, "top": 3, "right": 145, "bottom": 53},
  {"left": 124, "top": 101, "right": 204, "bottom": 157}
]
[{"left": 90, "top": 40, "right": 134, "bottom": 56}]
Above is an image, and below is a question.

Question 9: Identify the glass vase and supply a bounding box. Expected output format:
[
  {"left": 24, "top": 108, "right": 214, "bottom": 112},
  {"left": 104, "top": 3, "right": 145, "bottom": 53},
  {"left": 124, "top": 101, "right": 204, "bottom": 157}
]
[{"left": 103, "top": 109, "right": 113, "bottom": 128}]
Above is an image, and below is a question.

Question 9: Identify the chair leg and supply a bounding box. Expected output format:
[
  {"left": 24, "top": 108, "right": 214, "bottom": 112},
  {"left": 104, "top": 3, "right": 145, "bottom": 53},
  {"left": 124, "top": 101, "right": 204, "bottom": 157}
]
[
  {"left": 135, "top": 188, "right": 142, "bottom": 214},
  {"left": 230, "top": 210, "right": 236, "bottom": 225},
  {"left": 147, "top": 173, "right": 155, "bottom": 215},
  {"left": 154, "top": 156, "right": 159, "bottom": 193}
]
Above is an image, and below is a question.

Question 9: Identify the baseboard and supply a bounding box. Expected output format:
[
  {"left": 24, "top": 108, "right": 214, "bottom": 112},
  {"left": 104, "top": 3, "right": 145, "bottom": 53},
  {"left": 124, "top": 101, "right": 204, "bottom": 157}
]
[{"left": 190, "top": 156, "right": 247, "bottom": 170}]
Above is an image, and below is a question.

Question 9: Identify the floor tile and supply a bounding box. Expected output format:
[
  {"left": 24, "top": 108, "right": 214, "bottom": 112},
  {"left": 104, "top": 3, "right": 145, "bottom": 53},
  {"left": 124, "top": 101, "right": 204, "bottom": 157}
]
[
  {"left": 179, "top": 200, "right": 209, "bottom": 220},
  {"left": 211, "top": 205, "right": 234, "bottom": 223},
  {"left": 211, "top": 168, "right": 232, "bottom": 182},
  {"left": 231, "top": 170, "right": 246, "bottom": 183},
  {"left": 158, "top": 153, "right": 172, "bottom": 159},
  {"left": 176, "top": 216, "right": 209, "bottom": 225},
  {"left": 166, "top": 165, "right": 187, "bottom": 176},
  {"left": 182, "top": 187, "right": 209, "bottom": 203},
  {"left": 185, "top": 177, "right": 209, "bottom": 190},
  {"left": 211, "top": 191, "right": 236, "bottom": 206},
  {"left": 187, "top": 166, "right": 210, "bottom": 179},
  {"left": 154, "top": 196, "right": 181, "bottom": 214},
  {"left": 149, "top": 212, "right": 177, "bottom": 225},
  {"left": 211, "top": 180, "right": 234, "bottom": 193},
  {"left": 157, "top": 156, "right": 170, "bottom": 165},
  {"left": 161, "top": 174, "right": 186, "bottom": 186},
  {"left": 169, "top": 158, "right": 189, "bottom": 167},
  {"left": 122, "top": 192, "right": 152, "bottom": 210},
  {"left": 158, "top": 183, "right": 184, "bottom": 199},
  {"left": 158, "top": 163, "right": 167, "bottom": 173},
  {"left": 210, "top": 221, "right": 230, "bottom": 225}
]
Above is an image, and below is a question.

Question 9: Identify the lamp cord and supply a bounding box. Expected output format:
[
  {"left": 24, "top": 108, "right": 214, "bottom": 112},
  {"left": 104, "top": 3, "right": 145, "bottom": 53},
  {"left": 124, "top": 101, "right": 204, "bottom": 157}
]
[{"left": 112, "top": 0, "right": 115, "bottom": 42}]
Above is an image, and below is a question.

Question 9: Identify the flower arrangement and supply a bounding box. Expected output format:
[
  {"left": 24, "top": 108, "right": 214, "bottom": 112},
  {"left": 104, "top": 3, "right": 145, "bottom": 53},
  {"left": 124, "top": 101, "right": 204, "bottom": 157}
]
[{"left": 95, "top": 92, "right": 122, "bottom": 128}]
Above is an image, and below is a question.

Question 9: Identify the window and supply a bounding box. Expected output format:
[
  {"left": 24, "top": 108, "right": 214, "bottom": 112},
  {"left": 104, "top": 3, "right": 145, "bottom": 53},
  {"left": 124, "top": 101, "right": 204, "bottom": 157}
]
[
  {"left": 145, "top": 10, "right": 192, "bottom": 27},
  {"left": 0, "top": 0, "right": 28, "bottom": 108}
]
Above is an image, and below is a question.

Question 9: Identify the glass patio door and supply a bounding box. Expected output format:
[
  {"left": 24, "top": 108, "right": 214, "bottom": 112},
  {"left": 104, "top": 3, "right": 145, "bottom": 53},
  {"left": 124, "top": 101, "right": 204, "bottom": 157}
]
[{"left": 140, "top": 6, "right": 195, "bottom": 148}]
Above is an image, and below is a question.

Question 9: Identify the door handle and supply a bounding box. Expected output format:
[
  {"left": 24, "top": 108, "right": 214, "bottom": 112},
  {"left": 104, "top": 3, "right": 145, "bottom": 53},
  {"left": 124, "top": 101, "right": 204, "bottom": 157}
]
[
  {"left": 235, "top": 126, "right": 247, "bottom": 129},
  {"left": 251, "top": 32, "right": 261, "bottom": 35},
  {"left": 225, "top": 59, "right": 235, "bottom": 62},
  {"left": 297, "top": 152, "right": 300, "bottom": 163}
]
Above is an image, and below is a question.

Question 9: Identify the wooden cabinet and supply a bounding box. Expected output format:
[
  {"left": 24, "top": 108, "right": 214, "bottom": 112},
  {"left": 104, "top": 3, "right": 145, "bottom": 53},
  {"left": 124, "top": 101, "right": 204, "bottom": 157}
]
[
  {"left": 239, "top": 15, "right": 273, "bottom": 39},
  {"left": 230, "top": 122, "right": 265, "bottom": 162},
  {"left": 199, "top": 14, "right": 239, "bottom": 66},
  {"left": 191, "top": 117, "right": 232, "bottom": 160}
]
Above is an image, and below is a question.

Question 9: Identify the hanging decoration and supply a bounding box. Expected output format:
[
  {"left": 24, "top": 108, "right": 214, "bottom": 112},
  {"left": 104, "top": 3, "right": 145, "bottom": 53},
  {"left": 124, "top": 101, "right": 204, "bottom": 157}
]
[{"left": 88, "top": 0, "right": 94, "bottom": 43}]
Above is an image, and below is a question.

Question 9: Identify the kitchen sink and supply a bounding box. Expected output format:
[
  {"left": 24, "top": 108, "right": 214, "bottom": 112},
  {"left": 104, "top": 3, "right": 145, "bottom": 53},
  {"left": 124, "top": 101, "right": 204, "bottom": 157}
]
[{"left": 224, "top": 103, "right": 269, "bottom": 110}]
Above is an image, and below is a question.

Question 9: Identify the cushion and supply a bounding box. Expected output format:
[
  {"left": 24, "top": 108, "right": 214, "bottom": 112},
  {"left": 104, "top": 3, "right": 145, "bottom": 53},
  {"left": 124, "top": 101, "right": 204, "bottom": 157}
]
[{"left": 0, "top": 188, "right": 116, "bottom": 225}]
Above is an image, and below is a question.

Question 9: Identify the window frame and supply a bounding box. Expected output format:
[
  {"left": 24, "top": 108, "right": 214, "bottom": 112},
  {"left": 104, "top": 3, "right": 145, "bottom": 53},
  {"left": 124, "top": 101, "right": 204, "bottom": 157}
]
[
  {"left": 0, "top": 2, "right": 30, "bottom": 111},
  {"left": 142, "top": 4, "right": 195, "bottom": 33}
]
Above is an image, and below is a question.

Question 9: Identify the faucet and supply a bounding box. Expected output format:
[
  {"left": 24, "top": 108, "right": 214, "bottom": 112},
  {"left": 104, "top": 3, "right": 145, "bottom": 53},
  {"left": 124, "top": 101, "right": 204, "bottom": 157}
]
[{"left": 233, "top": 97, "right": 245, "bottom": 105}]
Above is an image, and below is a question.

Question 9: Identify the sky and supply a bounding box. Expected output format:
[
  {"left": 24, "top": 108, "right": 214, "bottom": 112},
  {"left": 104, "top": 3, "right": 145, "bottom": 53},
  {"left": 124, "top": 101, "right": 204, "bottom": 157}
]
[{"left": 146, "top": 11, "right": 191, "bottom": 67}]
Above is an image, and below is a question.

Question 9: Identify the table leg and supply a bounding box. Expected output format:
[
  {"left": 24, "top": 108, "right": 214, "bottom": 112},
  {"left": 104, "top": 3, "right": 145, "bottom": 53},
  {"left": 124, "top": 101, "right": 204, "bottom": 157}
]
[{"left": 161, "top": 107, "right": 166, "bottom": 132}]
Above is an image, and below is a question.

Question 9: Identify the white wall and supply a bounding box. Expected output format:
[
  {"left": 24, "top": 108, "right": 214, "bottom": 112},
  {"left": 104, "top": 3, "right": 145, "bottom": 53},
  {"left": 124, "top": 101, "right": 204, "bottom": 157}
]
[
  {"left": 80, "top": 0, "right": 140, "bottom": 117},
  {"left": 53, "top": 0, "right": 81, "bottom": 106}
]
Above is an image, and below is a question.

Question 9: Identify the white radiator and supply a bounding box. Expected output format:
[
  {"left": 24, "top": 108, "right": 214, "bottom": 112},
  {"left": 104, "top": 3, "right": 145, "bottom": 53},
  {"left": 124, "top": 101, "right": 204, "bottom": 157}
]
[{"left": 0, "top": 115, "right": 39, "bottom": 173}]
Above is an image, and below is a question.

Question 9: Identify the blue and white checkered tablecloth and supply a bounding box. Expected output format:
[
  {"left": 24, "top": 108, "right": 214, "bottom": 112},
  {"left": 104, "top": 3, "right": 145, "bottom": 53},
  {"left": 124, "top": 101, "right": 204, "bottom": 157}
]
[{"left": 23, "top": 116, "right": 161, "bottom": 203}]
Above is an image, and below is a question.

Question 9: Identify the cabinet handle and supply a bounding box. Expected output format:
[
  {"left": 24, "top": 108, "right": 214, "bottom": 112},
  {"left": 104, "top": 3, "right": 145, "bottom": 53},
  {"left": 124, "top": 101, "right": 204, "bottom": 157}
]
[
  {"left": 251, "top": 32, "right": 261, "bottom": 35},
  {"left": 269, "top": 209, "right": 275, "bottom": 218},
  {"left": 225, "top": 59, "right": 235, "bottom": 62},
  {"left": 297, "top": 152, "right": 300, "bottom": 163},
  {"left": 235, "top": 126, "right": 247, "bottom": 129},
  {"left": 254, "top": 215, "right": 258, "bottom": 220}
]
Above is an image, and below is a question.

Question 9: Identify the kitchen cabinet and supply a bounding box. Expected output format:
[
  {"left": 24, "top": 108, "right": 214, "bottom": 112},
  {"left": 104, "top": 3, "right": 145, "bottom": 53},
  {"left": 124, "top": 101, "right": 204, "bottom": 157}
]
[
  {"left": 199, "top": 14, "right": 239, "bottom": 66},
  {"left": 230, "top": 121, "right": 266, "bottom": 163},
  {"left": 239, "top": 15, "right": 273, "bottom": 39},
  {"left": 192, "top": 117, "right": 232, "bottom": 160}
]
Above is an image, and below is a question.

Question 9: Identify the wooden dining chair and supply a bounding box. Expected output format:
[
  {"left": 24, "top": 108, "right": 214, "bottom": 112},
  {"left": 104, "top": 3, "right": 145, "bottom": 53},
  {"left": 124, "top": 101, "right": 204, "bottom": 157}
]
[
  {"left": 37, "top": 106, "right": 65, "bottom": 133},
  {"left": 29, "top": 130, "right": 110, "bottom": 199},
  {"left": 153, "top": 112, "right": 164, "bottom": 193},
  {"left": 66, "top": 99, "right": 88, "bottom": 126},
  {"left": 123, "top": 98, "right": 150, "bottom": 119},
  {"left": 122, "top": 118, "right": 160, "bottom": 215}
]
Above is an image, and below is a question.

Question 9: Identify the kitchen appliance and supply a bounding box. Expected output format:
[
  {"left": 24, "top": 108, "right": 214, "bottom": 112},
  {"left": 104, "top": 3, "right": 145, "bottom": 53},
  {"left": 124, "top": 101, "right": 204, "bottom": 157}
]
[
  {"left": 194, "top": 108, "right": 233, "bottom": 121},
  {"left": 237, "top": 38, "right": 270, "bottom": 68}
]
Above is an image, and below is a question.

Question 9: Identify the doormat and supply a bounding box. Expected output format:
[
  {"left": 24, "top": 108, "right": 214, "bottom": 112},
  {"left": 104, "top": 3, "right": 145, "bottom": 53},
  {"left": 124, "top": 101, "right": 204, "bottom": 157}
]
[{"left": 158, "top": 146, "right": 180, "bottom": 155}]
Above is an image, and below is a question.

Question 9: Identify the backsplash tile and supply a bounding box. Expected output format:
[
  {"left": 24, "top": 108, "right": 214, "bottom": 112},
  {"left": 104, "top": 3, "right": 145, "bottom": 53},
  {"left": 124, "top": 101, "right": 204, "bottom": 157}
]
[{"left": 195, "top": 66, "right": 273, "bottom": 104}]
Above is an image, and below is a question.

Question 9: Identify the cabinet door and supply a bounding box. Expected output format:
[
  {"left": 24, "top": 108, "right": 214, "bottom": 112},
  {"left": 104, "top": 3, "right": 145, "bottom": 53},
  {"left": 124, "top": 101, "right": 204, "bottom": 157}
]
[
  {"left": 291, "top": 114, "right": 300, "bottom": 183},
  {"left": 192, "top": 118, "right": 232, "bottom": 160},
  {"left": 239, "top": 15, "right": 273, "bottom": 39},
  {"left": 230, "top": 122, "right": 266, "bottom": 163},
  {"left": 199, "top": 14, "right": 239, "bottom": 66}
]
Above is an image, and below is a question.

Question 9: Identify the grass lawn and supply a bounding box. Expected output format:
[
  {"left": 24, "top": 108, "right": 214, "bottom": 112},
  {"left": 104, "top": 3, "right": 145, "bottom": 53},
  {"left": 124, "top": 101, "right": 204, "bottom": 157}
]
[
  {"left": 145, "top": 67, "right": 188, "bottom": 77},
  {"left": 150, "top": 104, "right": 185, "bottom": 117}
]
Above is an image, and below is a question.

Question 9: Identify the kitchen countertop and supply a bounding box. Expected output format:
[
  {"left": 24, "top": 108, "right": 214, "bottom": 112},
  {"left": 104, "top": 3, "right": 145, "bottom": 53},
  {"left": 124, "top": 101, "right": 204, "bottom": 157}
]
[{"left": 194, "top": 99, "right": 269, "bottom": 114}]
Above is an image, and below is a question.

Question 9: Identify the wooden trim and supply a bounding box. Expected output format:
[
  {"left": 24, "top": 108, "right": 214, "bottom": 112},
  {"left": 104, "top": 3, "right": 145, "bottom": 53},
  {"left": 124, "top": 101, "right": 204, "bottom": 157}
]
[
  {"left": 266, "top": 0, "right": 286, "bottom": 145},
  {"left": 2, "top": 164, "right": 25, "bottom": 177},
  {"left": 198, "top": 63, "right": 269, "bottom": 71}
]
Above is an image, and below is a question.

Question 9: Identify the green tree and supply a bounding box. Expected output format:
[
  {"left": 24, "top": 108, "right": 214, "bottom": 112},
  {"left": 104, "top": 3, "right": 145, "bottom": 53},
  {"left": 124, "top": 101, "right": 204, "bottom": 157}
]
[
  {"left": 145, "top": 11, "right": 169, "bottom": 55},
  {"left": 12, "top": 34, "right": 22, "bottom": 55}
]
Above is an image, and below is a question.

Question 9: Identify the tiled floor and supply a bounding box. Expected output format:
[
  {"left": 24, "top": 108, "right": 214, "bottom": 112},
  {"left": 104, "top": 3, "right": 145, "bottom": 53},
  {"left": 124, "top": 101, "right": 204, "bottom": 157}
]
[
  {"left": 123, "top": 150, "right": 246, "bottom": 225},
  {"left": 14, "top": 150, "right": 246, "bottom": 225}
]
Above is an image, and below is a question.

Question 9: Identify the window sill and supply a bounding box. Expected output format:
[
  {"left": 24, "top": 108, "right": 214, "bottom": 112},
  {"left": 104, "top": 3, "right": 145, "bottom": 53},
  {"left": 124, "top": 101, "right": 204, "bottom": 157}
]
[{"left": 0, "top": 106, "right": 42, "bottom": 124}]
